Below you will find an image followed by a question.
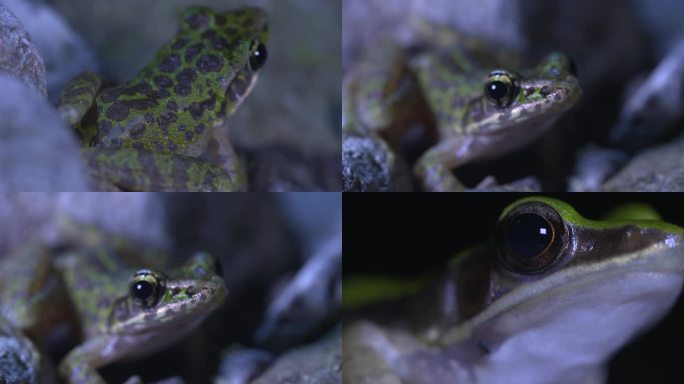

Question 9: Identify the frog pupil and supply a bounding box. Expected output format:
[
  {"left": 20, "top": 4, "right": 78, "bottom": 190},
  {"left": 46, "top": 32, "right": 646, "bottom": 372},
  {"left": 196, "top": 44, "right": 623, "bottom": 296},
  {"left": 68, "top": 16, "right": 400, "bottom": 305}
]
[
  {"left": 505, "top": 213, "right": 553, "bottom": 261},
  {"left": 487, "top": 81, "right": 509, "bottom": 101},
  {"left": 132, "top": 281, "right": 154, "bottom": 300},
  {"left": 250, "top": 43, "right": 268, "bottom": 70}
]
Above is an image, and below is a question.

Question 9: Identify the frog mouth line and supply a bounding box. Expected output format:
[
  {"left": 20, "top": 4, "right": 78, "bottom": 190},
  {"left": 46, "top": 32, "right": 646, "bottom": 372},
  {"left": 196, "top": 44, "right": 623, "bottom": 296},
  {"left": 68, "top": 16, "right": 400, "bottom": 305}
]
[{"left": 225, "top": 64, "right": 258, "bottom": 111}]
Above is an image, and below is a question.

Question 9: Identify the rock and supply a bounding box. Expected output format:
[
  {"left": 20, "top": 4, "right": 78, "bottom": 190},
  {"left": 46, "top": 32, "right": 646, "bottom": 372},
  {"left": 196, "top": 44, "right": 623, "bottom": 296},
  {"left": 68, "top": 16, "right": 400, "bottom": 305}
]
[
  {"left": 601, "top": 134, "right": 684, "bottom": 191},
  {"left": 0, "top": 1, "right": 47, "bottom": 97},
  {"left": 0, "top": 73, "right": 90, "bottom": 191},
  {"left": 251, "top": 329, "right": 341, "bottom": 384},
  {"left": 343, "top": 133, "right": 414, "bottom": 192},
  {"left": 2, "top": 0, "right": 99, "bottom": 102}
]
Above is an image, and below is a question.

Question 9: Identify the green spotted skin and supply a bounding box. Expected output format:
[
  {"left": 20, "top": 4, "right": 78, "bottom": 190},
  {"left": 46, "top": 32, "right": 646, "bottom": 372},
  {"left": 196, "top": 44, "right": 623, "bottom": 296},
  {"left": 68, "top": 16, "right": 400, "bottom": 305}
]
[
  {"left": 58, "top": 6, "right": 268, "bottom": 192},
  {"left": 0, "top": 222, "right": 227, "bottom": 384},
  {"left": 344, "top": 24, "right": 581, "bottom": 191}
]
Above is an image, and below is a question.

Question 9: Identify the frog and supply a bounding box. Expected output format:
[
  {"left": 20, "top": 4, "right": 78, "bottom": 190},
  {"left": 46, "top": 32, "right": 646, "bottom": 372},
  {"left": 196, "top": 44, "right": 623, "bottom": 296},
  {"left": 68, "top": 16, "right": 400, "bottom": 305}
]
[
  {"left": 0, "top": 221, "right": 227, "bottom": 384},
  {"left": 342, "top": 22, "right": 581, "bottom": 191},
  {"left": 56, "top": 6, "right": 269, "bottom": 192},
  {"left": 343, "top": 197, "right": 684, "bottom": 383}
]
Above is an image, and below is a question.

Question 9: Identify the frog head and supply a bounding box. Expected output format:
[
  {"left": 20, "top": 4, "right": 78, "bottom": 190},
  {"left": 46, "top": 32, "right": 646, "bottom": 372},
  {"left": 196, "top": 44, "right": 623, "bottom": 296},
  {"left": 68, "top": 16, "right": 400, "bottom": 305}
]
[
  {"left": 108, "top": 252, "right": 227, "bottom": 338},
  {"left": 463, "top": 53, "right": 581, "bottom": 135},
  {"left": 176, "top": 6, "right": 269, "bottom": 117},
  {"left": 422, "top": 197, "right": 683, "bottom": 382}
]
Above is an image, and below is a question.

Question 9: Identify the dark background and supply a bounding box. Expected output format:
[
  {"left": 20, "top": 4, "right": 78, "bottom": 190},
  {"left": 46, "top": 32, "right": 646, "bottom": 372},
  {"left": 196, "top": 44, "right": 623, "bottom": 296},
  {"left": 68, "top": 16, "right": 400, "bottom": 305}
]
[{"left": 343, "top": 193, "right": 684, "bottom": 383}]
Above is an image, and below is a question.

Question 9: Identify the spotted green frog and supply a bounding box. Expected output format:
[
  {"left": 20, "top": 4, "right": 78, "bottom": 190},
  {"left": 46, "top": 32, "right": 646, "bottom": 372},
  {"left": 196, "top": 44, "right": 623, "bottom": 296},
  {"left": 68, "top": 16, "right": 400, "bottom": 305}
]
[
  {"left": 343, "top": 197, "right": 684, "bottom": 383},
  {"left": 57, "top": 6, "right": 269, "bottom": 192},
  {"left": 343, "top": 24, "right": 581, "bottom": 191},
  {"left": 0, "top": 222, "right": 227, "bottom": 383}
]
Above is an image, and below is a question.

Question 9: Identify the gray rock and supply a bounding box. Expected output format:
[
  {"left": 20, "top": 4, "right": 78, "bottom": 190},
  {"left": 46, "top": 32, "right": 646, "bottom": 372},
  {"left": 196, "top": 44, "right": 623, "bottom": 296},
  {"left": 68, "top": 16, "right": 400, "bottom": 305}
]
[
  {"left": 601, "top": 134, "right": 684, "bottom": 191},
  {"left": 251, "top": 329, "right": 341, "bottom": 384},
  {"left": 0, "top": 1, "right": 47, "bottom": 97},
  {"left": 343, "top": 0, "right": 524, "bottom": 69},
  {"left": 0, "top": 73, "right": 90, "bottom": 191},
  {"left": 343, "top": 133, "right": 414, "bottom": 192},
  {"left": 568, "top": 146, "right": 629, "bottom": 192},
  {"left": 609, "top": 39, "right": 684, "bottom": 149},
  {"left": 0, "top": 316, "right": 55, "bottom": 384},
  {"left": 3, "top": 0, "right": 98, "bottom": 102},
  {"left": 245, "top": 146, "right": 341, "bottom": 192},
  {"left": 0, "top": 193, "right": 167, "bottom": 260}
]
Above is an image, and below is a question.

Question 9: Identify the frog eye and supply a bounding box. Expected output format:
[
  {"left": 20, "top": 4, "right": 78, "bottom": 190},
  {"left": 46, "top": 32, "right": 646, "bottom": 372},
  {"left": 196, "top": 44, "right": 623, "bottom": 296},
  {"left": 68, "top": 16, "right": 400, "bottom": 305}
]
[
  {"left": 249, "top": 42, "right": 268, "bottom": 71},
  {"left": 129, "top": 270, "right": 165, "bottom": 308},
  {"left": 484, "top": 71, "right": 519, "bottom": 108},
  {"left": 495, "top": 201, "right": 569, "bottom": 274}
]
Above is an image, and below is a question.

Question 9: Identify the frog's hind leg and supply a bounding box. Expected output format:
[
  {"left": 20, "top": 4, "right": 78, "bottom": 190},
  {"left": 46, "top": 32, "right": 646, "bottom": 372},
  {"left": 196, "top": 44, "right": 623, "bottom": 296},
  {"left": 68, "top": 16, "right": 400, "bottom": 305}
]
[
  {"left": 56, "top": 72, "right": 103, "bottom": 146},
  {"left": 81, "top": 148, "right": 245, "bottom": 192}
]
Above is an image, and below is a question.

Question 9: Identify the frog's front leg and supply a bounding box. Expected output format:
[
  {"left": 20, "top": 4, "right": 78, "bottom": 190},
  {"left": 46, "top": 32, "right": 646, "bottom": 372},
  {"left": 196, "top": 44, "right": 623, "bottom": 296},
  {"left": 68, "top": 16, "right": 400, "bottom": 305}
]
[
  {"left": 59, "top": 337, "right": 128, "bottom": 384},
  {"left": 413, "top": 136, "right": 478, "bottom": 192},
  {"left": 81, "top": 148, "right": 245, "bottom": 192},
  {"left": 57, "top": 72, "right": 103, "bottom": 146}
]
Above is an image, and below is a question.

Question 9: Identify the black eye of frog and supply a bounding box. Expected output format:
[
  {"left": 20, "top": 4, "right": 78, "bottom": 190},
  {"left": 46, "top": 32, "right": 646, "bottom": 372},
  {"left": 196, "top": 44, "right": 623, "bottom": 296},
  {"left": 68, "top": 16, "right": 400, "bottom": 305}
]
[
  {"left": 484, "top": 70, "right": 520, "bottom": 108},
  {"left": 249, "top": 42, "right": 268, "bottom": 70},
  {"left": 129, "top": 270, "right": 164, "bottom": 308},
  {"left": 495, "top": 201, "right": 569, "bottom": 274}
]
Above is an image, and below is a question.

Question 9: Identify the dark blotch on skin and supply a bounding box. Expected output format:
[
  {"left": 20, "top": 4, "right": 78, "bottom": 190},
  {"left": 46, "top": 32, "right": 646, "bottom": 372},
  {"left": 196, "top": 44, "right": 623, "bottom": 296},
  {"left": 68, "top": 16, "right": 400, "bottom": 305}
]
[
  {"left": 124, "top": 98, "right": 157, "bottom": 110},
  {"left": 195, "top": 123, "right": 206, "bottom": 134},
  {"left": 168, "top": 142, "right": 178, "bottom": 152},
  {"left": 224, "top": 27, "right": 239, "bottom": 37},
  {"left": 525, "top": 88, "right": 535, "bottom": 97},
  {"left": 187, "top": 286, "right": 195, "bottom": 296},
  {"left": 167, "top": 100, "right": 178, "bottom": 111},
  {"left": 155, "top": 75, "right": 173, "bottom": 89},
  {"left": 175, "top": 84, "right": 192, "bottom": 97},
  {"left": 212, "top": 37, "right": 228, "bottom": 50},
  {"left": 172, "top": 38, "right": 189, "bottom": 50},
  {"left": 201, "top": 30, "right": 217, "bottom": 40},
  {"left": 186, "top": 11, "right": 211, "bottom": 30},
  {"left": 197, "top": 55, "right": 223, "bottom": 73},
  {"left": 129, "top": 122, "right": 146, "bottom": 139},
  {"left": 176, "top": 68, "right": 197, "bottom": 86},
  {"left": 178, "top": 124, "right": 186, "bottom": 132},
  {"left": 60, "top": 85, "right": 92, "bottom": 100},
  {"left": 98, "top": 120, "right": 112, "bottom": 137},
  {"left": 106, "top": 101, "right": 129, "bottom": 121},
  {"left": 540, "top": 86, "right": 550, "bottom": 97},
  {"left": 145, "top": 113, "right": 155, "bottom": 125},
  {"left": 158, "top": 54, "right": 181, "bottom": 73},
  {"left": 185, "top": 43, "right": 204, "bottom": 63},
  {"left": 189, "top": 103, "right": 204, "bottom": 119},
  {"left": 185, "top": 131, "right": 195, "bottom": 142},
  {"left": 99, "top": 88, "right": 124, "bottom": 103},
  {"left": 124, "top": 83, "right": 153, "bottom": 97},
  {"left": 171, "top": 287, "right": 181, "bottom": 296},
  {"left": 156, "top": 112, "right": 178, "bottom": 131}
]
